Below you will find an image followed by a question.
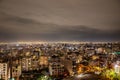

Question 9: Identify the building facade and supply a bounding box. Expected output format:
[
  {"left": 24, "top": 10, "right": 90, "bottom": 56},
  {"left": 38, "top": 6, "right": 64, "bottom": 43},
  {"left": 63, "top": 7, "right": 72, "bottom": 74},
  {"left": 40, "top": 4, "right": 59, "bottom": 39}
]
[{"left": 0, "top": 63, "right": 8, "bottom": 80}]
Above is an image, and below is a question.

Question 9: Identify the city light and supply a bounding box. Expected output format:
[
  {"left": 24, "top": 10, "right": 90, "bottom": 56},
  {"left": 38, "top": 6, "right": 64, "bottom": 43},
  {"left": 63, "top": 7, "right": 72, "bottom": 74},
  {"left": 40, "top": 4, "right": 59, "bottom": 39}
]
[{"left": 0, "top": 42, "right": 120, "bottom": 80}]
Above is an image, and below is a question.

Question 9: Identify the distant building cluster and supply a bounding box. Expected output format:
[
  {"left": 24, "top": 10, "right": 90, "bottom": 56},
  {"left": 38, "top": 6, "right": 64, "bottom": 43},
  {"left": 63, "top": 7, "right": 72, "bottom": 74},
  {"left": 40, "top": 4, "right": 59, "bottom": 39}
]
[{"left": 0, "top": 42, "right": 120, "bottom": 80}]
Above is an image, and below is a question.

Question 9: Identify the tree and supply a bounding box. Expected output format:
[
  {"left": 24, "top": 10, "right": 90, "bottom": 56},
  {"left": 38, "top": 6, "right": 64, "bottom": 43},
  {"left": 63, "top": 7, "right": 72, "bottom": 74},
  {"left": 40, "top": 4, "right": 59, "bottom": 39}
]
[
  {"left": 101, "top": 69, "right": 120, "bottom": 80},
  {"left": 37, "top": 75, "right": 52, "bottom": 80}
]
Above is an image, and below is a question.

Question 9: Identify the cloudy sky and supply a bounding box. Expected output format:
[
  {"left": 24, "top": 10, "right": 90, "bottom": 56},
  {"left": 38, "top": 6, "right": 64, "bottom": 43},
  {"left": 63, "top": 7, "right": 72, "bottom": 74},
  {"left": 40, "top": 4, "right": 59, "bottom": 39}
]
[{"left": 0, "top": 0, "right": 120, "bottom": 42}]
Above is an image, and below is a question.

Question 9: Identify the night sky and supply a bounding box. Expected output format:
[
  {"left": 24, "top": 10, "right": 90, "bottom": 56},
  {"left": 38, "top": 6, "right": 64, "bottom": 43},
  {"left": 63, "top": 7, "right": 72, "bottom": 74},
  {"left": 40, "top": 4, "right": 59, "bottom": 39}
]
[{"left": 0, "top": 0, "right": 120, "bottom": 42}]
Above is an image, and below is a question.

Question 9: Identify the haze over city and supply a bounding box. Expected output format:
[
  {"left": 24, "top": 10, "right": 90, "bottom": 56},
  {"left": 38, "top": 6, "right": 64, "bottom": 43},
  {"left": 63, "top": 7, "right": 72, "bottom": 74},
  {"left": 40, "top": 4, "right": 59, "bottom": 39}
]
[
  {"left": 0, "top": 1, "right": 120, "bottom": 80},
  {"left": 0, "top": 0, "right": 120, "bottom": 42}
]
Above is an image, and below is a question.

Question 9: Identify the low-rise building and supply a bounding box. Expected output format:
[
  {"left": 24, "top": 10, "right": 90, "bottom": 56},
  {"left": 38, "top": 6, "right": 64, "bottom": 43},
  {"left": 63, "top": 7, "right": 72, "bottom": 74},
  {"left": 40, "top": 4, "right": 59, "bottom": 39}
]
[
  {"left": 114, "top": 61, "right": 120, "bottom": 74},
  {"left": 39, "top": 56, "right": 48, "bottom": 68}
]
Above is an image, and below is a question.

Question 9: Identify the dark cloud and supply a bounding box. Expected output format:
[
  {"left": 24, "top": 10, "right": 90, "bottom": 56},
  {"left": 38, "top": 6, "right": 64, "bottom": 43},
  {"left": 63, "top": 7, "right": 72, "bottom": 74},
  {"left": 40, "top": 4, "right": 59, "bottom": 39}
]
[
  {"left": 0, "top": 24, "right": 119, "bottom": 42},
  {"left": 0, "top": 0, "right": 120, "bottom": 42},
  {"left": 44, "top": 26, "right": 120, "bottom": 41}
]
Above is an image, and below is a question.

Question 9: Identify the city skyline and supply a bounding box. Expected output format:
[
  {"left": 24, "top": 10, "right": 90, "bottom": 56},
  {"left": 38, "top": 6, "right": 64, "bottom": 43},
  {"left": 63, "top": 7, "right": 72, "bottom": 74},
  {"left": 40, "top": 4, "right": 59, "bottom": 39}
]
[{"left": 0, "top": 0, "right": 120, "bottom": 42}]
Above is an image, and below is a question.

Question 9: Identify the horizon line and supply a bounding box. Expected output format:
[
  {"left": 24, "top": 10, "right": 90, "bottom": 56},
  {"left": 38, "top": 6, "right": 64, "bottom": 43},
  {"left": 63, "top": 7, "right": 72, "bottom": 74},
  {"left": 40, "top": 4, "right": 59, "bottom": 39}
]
[{"left": 0, "top": 41, "right": 119, "bottom": 44}]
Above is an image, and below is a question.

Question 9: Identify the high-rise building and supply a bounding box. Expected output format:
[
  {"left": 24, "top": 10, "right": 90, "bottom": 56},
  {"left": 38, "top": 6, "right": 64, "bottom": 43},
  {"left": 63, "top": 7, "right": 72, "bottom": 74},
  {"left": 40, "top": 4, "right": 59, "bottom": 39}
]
[
  {"left": 49, "top": 55, "right": 65, "bottom": 77},
  {"left": 49, "top": 63, "right": 65, "bottom": 77},
  {"left": 22, "top": 58, "right": 32, "bottom": 71},
  {"left": 0, "top": 63, "right": 8, "bottom": 80}
]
